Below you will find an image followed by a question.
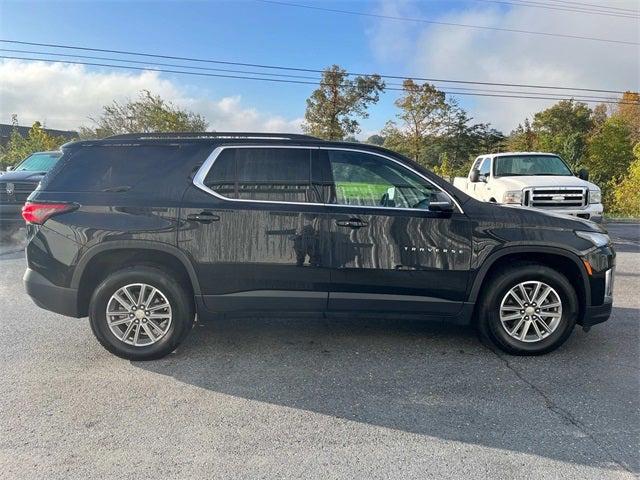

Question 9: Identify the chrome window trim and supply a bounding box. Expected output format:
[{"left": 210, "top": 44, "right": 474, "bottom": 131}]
[{"left": 192, "top": 144, "right": 464, "bottom": 213}]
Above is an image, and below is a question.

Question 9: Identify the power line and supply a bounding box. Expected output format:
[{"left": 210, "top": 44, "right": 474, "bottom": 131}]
[
  {"left": 0, "top": 39, "right": 631, "bottom": 95},
  {"left": 257, "top": 0, "right": 639, "bottom": 45},
  {"left": 544, "top": 0, "right": 639, "bottom": 14},
  {"left": 473, "top": 0, "right": 639, "bottom": 18},
  {"left": 1, "top": 48, "right": 626, "bottom": 101},
  {"left": 2, "top": 55, "right": 636, "bottom": 105}
]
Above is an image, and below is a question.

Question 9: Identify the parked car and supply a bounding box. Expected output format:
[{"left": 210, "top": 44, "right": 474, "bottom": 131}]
[
  {"left": 23, "top": 133, "right": 614, "bottom": 360},
  {"left": 453, "top": 152, "right": 603, "bottom": 222},
  {"left": 0, "top": 151, "right": 62, "bottom": 241}
]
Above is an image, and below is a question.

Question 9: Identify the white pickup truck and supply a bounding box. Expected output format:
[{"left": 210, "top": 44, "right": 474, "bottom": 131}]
[{"left": 453, "top": 152, "right": 603, "bottom": 222}]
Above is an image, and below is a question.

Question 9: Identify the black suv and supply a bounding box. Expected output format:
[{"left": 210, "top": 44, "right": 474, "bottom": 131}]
[
  {"left": 1, "top": 151, "right": 61, "bottom": 241},
  {"left": 22, "top": 133, "right": 615, "bottom": 360}
]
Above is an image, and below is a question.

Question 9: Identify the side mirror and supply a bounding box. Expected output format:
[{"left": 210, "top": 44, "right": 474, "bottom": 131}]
[
  {"left": 6, "top": 166, "right": 13, "bottom": 172},
  {"left": 429, "top": 198, "right": 454, "bottom": 214},
  {"left": 469, "top": 169, "right": 480, "bottom": 182},
  {"left": 578, "top": 168, "right": 589, "bottom": 180}
]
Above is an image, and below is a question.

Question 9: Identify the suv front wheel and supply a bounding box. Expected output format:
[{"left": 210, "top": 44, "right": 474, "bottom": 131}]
[
  {"left": 479, "top": 263, "right": 578, "bottom": 355},
  {"left": 89, "top": 266, "right": 194, "bottom": 360}
]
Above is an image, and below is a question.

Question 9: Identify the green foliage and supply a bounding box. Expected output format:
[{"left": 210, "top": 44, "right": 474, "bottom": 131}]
[
  {"left": 365, "top": 134, "right": 385, "bottom": 146},
  {"left": 611, "top": 144, "right": 640, "bottom": 217},
  {"left": 532, "top": 100, "right": 593, "bottom": 169},
  {"left": 79, "top": 90, "right": 208, "bottom": 138},
  {"left": 507, "top": 118, "right": 537, "bottom": 151},
  {"left": 431, "top": 152, "right": 469, "bottom": 180},
  {"left": 302, "top": 65, "right": 385, "bottom": 140},
  {"left": 615, "top": 92, "right": 640, "bottom": 144},
  {"left": 586, "top": 115, "right": 635, "bottom": 207},
  {"left": 0, "top": 115, "right": 71, "bottom": 169},
  {"left": 382, "top": 80, "right": 505, "bottom": 175},
  {"left": 383, "top": 79, "right": 449, "bottom": 163}
]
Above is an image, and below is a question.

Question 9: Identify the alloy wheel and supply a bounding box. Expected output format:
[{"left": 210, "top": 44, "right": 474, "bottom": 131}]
[
  {"left": 499, "top": 281, "right": 563, "bottom": 343},
  {"left": 106, "top": 283, "right": 172, "bottom": 347}
]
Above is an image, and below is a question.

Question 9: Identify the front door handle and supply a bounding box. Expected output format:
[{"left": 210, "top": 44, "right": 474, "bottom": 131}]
[
  {"left": 335, "top": 218, "right": 368, "bottom": 229},
  {"left": 187, "top": 211, "right": 220, "bottom": 223}
]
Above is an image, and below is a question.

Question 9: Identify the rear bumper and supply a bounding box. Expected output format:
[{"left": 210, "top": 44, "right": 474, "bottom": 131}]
[
  {"left": 23, "top": 268, "right": 80, "bottom": 317},
  {"left": 0, "top": 203, "right": 23, "bottom": 220}
]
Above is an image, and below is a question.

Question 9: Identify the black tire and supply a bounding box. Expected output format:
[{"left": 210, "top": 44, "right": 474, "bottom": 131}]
[
  {"left": 89, "top": 266, "right": 195, "bottom": 360},
  {"left": 478, "top": 263, "right": 578, "bottom": 355}
]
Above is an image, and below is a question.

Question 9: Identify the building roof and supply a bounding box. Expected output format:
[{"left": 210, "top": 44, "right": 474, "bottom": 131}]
[{"left": 0, "top": 124, "right": 78, "bottom": 140}]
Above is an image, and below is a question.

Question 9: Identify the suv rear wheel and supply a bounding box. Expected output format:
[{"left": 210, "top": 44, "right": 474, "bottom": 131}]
[
  {"left": 478, "top": 263, "right": 578, "bottom": 355},
  {"left": 89, "top": 266, "right": 194, "bottom": 360}
]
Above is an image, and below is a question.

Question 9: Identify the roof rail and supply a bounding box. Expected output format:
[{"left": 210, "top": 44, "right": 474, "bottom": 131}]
[{"left": 106, "top": 132, "right": 319, "bottom": 141}]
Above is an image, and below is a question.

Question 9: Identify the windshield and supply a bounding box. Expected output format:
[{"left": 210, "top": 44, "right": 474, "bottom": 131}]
[
  {"left": 15, "top": 152, "right": 61, "bottom": 172},
  {"left": 494, "top": 155, "right": 573, "bottom": 177}
]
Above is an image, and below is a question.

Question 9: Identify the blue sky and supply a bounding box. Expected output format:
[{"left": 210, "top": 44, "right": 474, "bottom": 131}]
[{"left": 0, "top": 0, "right": 637, "bottom": 135}]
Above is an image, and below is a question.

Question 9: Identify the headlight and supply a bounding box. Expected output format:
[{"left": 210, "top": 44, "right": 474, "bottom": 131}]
[
  {"left": 502, "top": 190, "right": 523, "bottom": 204},
  {"left": 589, "top": 190, "right": 601, "bottom": 204},
  {"left": 576, "top": 231, "right": 610, "bottom": 247}
]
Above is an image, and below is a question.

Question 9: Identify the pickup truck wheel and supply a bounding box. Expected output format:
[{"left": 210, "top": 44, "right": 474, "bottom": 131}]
[
  {"left": 478, "top": 263, "right": 577, "bottom": 355},
  {"left": 89, "top": 266, "right": 194, "bottom": 360}
]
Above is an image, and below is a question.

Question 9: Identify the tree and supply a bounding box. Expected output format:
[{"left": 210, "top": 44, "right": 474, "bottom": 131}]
[
  {"left": 613, "top": 91, "right": 640, "bottom": 144},
  {"left": 0, "top": 116, "right": 71, "bottom": 169},
  {"left": 612, "top": 143, "right": 640, "bottom": 217},
  {"left": 302, "top": 65, "right": 384, "bottom": 140},
  {"left": 585, "top": 115, "right": 635, "bottom": 206},
  {"left": 79, "top": 90, "right": 208, "bottom": 138},
  {"left": 365, "top": 134, "right": 385, "bottom": 146},
  {"left": 383, "top": 80, "right": 449, "bottom": 163},
  {"left": 507, "top": 118, "right": 537, "bottom": 151},
  {"left": 532, "top": 100, "right": 593, "bottom": 168}
]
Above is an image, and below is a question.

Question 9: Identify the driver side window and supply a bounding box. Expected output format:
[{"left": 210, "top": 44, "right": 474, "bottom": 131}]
[
  {"left": 478, "top": 157, "right": 491, "bottom": 177},
  {"left": 326, "top": 150, "right": 442, "bottom": 210}
]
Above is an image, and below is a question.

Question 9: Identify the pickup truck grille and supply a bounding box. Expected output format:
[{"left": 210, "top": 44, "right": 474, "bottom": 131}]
[
  {"left": 523, "top": 187, "right": 587, "bottom": 208},
  {"left": 0, "top": 181, "right": 37, "bottom": 204}
]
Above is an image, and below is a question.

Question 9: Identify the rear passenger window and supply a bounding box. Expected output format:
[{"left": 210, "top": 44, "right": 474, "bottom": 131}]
[
  {"left": 203, "top": 148, "right": 317, "bottom": 203},
  {"left": 41, "top": 144, "right": 199, "bottom": 192}
]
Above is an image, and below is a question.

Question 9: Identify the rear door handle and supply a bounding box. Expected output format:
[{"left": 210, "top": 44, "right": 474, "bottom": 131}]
[
  {"left": 187, "top": 211, "right": 220, "bottom": 223},
  {"left": 335, "top": 218, "right": 368, "bottom": 229}
]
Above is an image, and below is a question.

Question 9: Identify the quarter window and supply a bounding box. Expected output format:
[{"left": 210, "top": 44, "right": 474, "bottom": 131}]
[
  {"left": 203, "top": 147, "right": 317, "bottom": 203},
  {"left": 326, "top": 150, "right": 445, "bottom": 210}
]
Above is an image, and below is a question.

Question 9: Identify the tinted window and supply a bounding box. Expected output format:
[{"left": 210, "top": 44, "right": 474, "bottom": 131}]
[
  {"left": 327, "top": 150, "right": 443, "bottom": 210},
  {"left": 41, "top": 145, "right": 199, "bottom": 192},
  {"left": 204, "top": 147, "right": 317, "bottom": 203},
  {"left": 204, "top": 149, "right": 236, "bottom": 197}
]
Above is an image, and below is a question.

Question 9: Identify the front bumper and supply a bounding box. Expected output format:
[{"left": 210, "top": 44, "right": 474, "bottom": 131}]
[
  {"left": 23, "top": 268, "right": 80, "bottom": 317},
  {"left": 545, "top": 203, "right": 604, "bottom": 222},
  {"left": 583, "top": 298, "right": 613, "bottom": 328},
  {"left": 0, "top": 204, "right": 24, "bottom": 228}
]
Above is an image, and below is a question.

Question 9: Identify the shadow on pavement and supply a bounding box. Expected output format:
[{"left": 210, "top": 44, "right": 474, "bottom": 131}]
[{"left": 138, "top": 309, "right": 638, "bottom": 473}]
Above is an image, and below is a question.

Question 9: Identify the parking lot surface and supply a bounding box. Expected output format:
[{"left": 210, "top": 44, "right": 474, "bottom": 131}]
[{"left": 0, "top": 223, "right": 638, "bottom": 479}]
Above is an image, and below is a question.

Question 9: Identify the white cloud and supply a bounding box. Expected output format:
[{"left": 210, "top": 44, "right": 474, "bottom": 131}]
[
  {"left": 370, "top": 1, "right": 639, "bottom": 132},
  {"left": 0, "top": 60, "right": 303, "bottom": 132}
]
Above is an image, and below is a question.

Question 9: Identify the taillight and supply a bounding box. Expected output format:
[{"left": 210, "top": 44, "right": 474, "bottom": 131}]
[{"left": 21, "top": 202, "right": 77, "bottom": 224}]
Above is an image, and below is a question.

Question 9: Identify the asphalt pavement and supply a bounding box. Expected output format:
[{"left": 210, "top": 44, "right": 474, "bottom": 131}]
[{"left": 0, "top": 223, "right": 638, "bottom": 479}]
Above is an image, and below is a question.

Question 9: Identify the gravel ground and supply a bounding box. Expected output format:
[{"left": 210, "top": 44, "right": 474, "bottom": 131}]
[{"left": 0, "top": 223, "right": 638, "bottom": 479}]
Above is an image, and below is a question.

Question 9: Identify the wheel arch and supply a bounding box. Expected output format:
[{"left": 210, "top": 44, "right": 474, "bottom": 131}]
[
  {"left": 72, "top": 241, "right": 200, "bottom": 317},
  {"left": 468, "top": 246, "right": 590, "bottom": 324}
]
